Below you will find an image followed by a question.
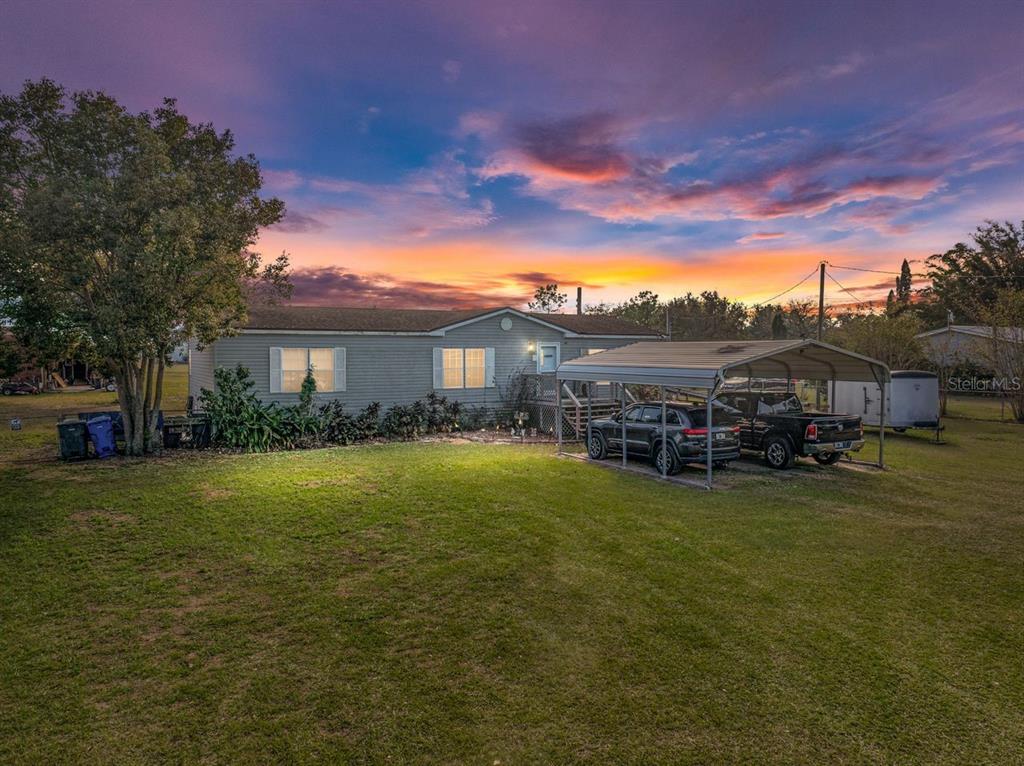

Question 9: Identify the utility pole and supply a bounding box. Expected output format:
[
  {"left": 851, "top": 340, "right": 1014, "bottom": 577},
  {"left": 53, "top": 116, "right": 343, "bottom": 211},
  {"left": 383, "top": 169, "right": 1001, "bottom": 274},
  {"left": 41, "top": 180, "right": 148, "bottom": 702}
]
[
  {"left": 665, "top": 305, "right": 671, "bottom": 341},
  {"left": 817, "top": 261, "right": 826, "bottom": 341},
  {"left": 816, "top": 261, "right": 826, "bottom": 410}
]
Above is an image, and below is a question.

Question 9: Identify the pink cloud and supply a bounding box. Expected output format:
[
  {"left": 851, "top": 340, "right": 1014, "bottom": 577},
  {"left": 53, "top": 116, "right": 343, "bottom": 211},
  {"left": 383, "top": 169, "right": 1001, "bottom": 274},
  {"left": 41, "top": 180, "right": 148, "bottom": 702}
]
[
  {"left": 479, "top": 113, "right": 948, "bottom": 226},
  {"left": 737, "top": 231, "right": 787, "bottom": 244}
]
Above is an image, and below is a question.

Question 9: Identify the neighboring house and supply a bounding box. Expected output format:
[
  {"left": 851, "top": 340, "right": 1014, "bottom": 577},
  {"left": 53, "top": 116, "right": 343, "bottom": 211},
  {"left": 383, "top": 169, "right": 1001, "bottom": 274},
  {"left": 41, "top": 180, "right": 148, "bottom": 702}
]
[
  {"left": 189, "top": 305, "right": 659, "bottom": 413},
  {"left": 916, "top": 325, "right": 1023, "bottom": 370},
  {"left": 169, "top": 343, "right": 189, "bottom": 364}
]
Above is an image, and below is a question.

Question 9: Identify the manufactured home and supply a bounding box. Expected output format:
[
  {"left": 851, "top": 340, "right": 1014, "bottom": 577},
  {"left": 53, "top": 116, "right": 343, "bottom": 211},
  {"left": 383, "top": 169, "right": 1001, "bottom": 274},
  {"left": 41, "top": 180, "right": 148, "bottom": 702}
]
[
  {"left": 189, "top": 305, "right": 659, "bottom": 427},
  {"left": 916, "top": 325, "right": 1023, "bottom": 370}
]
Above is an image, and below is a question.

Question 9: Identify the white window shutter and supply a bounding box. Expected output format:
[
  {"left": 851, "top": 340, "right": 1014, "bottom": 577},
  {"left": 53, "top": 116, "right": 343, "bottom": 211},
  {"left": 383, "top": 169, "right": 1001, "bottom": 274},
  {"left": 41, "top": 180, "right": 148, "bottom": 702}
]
[
  {"left": 333, "top": 347, "right": 347, "bottom": 392},
  {"left": 485, "top": 347, "right": 496, "bottom": 388},
  {"left": 269, "top": 347, "right": 282, "bottom": 393},
  {"left": 432, "top": 348, "right": 444, "bottom": 389}
]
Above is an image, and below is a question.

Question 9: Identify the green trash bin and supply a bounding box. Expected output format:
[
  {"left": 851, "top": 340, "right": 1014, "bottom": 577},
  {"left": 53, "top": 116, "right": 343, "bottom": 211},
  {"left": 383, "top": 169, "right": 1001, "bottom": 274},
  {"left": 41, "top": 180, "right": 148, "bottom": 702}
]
[{"left": 57, "top": 420, "right": 89, "bottom": 460}]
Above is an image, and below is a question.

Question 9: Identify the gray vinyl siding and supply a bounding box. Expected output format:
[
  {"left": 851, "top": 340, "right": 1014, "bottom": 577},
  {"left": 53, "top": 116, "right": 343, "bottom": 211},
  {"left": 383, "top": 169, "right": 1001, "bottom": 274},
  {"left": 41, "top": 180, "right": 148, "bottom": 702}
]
[
  {"left": 188, "top": 340, "right": 215, "bottom": 403},
  {"left": 197, "top": 312, "right": 649, "bottom": 412},
  {"left": 919, "top": 330, "right": 990, "bottom": 369}
]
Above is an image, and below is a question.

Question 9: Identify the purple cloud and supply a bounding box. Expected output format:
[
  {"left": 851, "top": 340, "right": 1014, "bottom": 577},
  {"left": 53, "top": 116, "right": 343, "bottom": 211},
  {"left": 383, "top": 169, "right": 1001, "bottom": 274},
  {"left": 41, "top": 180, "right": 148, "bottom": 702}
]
[
  {"left": 288, "top": 266, "right": 529, "bottom": 309},
  {"left": 269, "top": 210, "right": 329, "bottom": 233}
]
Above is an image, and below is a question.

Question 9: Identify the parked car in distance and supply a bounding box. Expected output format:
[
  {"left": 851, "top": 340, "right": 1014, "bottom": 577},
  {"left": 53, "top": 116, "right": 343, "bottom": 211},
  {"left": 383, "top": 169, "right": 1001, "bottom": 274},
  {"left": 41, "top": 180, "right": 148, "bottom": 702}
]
[
  {"left": 715, "top": 391, "right": 863, "bottom": 469},
  {"left": 587, "top": 401, "right": 741, "bottom": 474},
  {"left": 1, "top": 381, "right": 41, "bottom": 396}
]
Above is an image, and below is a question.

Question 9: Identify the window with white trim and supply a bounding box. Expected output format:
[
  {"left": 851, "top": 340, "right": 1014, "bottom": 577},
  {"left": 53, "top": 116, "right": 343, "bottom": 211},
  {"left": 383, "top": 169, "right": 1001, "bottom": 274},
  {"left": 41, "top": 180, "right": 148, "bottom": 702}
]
[
  {"left": 282, "top": 347, "right": 335, "bottom": 393},
  {"left": 438, "top": 347, "right": 489, "bottom": 389},
  {"left": 442, "top": 348, "right": 464, "bottom": 389}
]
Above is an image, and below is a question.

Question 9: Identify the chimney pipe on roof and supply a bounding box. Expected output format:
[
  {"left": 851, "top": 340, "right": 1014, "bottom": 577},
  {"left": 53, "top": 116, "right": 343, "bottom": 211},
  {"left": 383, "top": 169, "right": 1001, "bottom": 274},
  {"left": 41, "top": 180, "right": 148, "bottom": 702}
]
[{"left": 576, "top": 287, "right": 582, "bottom": 315}]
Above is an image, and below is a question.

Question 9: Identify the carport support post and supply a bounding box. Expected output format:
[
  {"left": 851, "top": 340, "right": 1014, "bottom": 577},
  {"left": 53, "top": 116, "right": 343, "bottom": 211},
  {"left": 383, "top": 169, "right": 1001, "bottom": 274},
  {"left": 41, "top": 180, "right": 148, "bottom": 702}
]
[
  {"left": 621, "top": 384, "right": 627, "bottom": 468},
  {"left": 660, "top": 386, "right": 667, "bottom": 479},
  {"left": 706, "top": 394, "right": 713, "bottom": 489},
  {"left": 586, "top": 385, "right": 592, "bottom": 457},
  {"left": 878, "top": 374, "right": 886, "bottom": 469},
  {"left": 556, "top": 376, "right": 562, "bottom": 454}
]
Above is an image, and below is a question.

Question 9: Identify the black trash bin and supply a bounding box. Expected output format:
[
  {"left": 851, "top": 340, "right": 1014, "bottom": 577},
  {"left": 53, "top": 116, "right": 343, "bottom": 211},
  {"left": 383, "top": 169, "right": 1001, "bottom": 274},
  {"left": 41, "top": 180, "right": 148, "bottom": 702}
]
[
  {"left": 57, "top": 420, "right": 89, "bottom": 460},
  {"left": 189, "top": 415, "right": 211, "bottom": 449},
  {"left": 163, "top": 421, "right": 184, "bottom": 448}
]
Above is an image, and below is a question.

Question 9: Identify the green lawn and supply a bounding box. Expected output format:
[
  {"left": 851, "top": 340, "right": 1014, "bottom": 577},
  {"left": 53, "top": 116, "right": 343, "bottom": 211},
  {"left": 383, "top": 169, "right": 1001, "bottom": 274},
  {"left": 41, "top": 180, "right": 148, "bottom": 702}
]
[
  {"left": 945, "top": 393, "right": 1020, "bottom": 422},
  {"left": 1, "top": 378, "right": 1022, "bottom": 763}
]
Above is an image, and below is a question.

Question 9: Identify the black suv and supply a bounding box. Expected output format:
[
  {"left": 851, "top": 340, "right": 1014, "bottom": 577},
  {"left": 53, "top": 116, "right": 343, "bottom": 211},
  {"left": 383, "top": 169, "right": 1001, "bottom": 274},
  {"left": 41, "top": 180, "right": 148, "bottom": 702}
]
[{"left": 587, "top": 402, "right": 741, "bottom": 474}]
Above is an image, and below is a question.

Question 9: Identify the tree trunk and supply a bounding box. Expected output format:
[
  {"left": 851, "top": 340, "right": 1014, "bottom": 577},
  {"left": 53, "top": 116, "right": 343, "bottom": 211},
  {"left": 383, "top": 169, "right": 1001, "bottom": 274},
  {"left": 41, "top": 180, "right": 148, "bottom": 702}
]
[
  {"left": 145, "top": 354, "right": 165, "bottom": 452},
  {"left": 115, "top": 357, "right": 148, "bottom": 456}
]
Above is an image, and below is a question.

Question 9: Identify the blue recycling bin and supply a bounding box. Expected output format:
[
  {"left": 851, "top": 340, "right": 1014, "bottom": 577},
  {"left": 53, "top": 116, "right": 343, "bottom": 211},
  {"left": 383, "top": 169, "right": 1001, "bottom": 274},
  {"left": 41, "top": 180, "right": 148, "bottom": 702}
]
[{"left": 86, "top": 416, "right": 117, "bottom": 458}]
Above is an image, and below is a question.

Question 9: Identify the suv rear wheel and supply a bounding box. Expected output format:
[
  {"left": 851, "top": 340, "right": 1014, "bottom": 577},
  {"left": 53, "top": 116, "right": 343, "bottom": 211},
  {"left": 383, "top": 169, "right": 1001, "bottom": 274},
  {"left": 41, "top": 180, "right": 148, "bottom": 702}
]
[
  {"left": 587, "top": 431, "right": 608, "bottom": 460},
  {"left": 651, "top": 442, "right": 680, "bottom": 475},
  {"left": 813, "top": 451, "right": 842, "bottom": 465},
  {"left": 764, "top": 436, "right": 795, "bottom": 470}
]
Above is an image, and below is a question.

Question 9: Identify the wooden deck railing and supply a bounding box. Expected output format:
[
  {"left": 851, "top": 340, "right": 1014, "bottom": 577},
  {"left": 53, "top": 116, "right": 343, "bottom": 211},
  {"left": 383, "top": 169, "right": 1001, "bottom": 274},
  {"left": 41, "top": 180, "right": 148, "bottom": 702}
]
[{"left": 523, "top": 374, "right": 627, "bottom": 440}]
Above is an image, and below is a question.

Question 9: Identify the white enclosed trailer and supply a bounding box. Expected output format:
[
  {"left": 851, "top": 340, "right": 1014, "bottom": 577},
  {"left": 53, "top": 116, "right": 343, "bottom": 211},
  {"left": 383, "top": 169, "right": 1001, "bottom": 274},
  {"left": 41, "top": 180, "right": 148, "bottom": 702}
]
[{"left": 830, "top": 370, "right": 940, "bottom": 431}]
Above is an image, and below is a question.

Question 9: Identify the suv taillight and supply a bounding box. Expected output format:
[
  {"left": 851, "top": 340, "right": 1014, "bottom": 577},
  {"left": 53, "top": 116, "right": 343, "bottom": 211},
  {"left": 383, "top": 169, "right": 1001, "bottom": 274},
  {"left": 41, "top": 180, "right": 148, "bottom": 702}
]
[
  {"left": 683, "top": 428, "right": 707, "bottom": 436},
  {"left": 805, "top": 423, "right": 818, "bottom": 441}
]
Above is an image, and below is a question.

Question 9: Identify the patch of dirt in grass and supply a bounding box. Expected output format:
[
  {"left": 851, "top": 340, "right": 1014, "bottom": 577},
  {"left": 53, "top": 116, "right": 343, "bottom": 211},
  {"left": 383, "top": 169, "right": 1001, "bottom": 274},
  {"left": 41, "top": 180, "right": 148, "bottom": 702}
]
[
  {"left": 299, "top": 476, "right": 360, "bottom": 489},
  {"left": 70, "top": 508, "right": 136, "bottom": 526},
  {"left": 200, "top": 486, "right": 234, "bottom": 500}
]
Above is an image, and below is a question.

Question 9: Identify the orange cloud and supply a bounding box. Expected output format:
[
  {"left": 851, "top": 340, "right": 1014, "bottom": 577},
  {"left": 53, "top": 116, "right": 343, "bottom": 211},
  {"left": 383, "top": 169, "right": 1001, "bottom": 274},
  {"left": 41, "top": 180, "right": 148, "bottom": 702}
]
[{"left": 257, "top": 230, "right": 916, "bottom": 309}]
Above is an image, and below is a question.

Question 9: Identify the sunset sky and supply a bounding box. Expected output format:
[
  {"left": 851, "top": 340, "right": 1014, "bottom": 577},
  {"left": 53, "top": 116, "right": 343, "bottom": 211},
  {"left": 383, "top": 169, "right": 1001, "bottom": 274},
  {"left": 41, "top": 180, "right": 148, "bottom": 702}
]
[{"left": 2, "top": 0, "right": 1022, "bottom": 309}]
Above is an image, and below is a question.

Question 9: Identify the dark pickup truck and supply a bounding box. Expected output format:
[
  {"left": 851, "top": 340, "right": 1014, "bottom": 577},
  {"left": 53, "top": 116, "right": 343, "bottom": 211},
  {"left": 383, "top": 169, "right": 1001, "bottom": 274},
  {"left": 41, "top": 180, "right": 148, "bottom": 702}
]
[
  {"left": 715, "top": 392, "right": 864, "bottom": 469},
  {"left": 587, "top": 401, "right": 741, "bottom": 474}
]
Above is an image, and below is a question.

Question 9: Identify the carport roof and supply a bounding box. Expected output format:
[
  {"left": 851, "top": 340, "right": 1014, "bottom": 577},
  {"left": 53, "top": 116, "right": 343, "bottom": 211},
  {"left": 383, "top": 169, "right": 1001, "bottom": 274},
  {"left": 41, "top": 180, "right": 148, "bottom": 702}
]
[{"left": 557, "top": 338, "right": 889, "bottom": 389}]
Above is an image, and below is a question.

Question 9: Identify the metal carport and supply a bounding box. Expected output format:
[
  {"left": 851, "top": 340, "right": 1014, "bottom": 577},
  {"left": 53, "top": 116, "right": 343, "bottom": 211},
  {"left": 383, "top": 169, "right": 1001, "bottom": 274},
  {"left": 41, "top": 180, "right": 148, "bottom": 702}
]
[{"left": 555, "top": 339, "right": 890, "bottom": 488}]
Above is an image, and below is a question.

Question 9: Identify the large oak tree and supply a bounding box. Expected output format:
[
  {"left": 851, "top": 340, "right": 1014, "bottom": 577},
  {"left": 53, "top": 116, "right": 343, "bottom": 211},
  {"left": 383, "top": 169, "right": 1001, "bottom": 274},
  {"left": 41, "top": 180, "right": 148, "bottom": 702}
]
[{"left": 0, "top": 80, "right": 289, "bottom": 454}]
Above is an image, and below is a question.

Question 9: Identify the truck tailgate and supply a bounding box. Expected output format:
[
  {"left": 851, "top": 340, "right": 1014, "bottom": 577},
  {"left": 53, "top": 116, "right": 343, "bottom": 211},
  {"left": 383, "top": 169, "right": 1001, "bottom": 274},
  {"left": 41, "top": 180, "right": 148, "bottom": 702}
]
[{"left": 813, "top": 416, "right": 861, "bottom": 443}]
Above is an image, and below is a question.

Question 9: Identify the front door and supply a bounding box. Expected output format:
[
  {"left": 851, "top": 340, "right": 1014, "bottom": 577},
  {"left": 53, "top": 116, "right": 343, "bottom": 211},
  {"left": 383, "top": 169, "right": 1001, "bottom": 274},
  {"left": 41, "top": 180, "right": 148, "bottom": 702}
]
[
  {"left": 609, "top": 405, "right": 639, "bottom": 451},
  {"left": 629, "top": 406, "right": 662, "bottom": 455},
  {"left": 538, "top": 343, "right": 560, "bottom": 373}
]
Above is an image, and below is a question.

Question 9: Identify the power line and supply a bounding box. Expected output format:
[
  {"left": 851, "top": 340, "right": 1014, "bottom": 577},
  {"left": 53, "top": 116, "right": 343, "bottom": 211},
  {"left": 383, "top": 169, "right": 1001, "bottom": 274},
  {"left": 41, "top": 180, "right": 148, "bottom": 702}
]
[
  {"left": 826, "top": 271, "right": 873, "bottom": 305},
  {"left": 752, "top": 266, "right": 821, "bottom": 307},
  {"left": 827, "top": 262, "right": 902, "bottom": 275},
  {"left": 828, "top": 261, "right": 1024, "bottom": 280}
]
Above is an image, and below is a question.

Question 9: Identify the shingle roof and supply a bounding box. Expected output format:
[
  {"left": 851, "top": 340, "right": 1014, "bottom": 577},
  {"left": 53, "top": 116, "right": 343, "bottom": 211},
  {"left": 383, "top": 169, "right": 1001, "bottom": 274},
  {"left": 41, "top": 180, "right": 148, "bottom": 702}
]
[{"left": 244, "top": 304, "right": 658, "bottom": 336}]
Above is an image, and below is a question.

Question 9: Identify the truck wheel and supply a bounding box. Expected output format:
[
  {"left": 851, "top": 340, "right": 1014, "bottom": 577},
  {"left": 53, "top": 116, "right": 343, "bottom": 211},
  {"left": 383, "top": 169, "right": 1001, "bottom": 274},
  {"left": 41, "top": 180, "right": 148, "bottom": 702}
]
[
  {"left": 587, "top": 432, "right": 608, "bottom": 460},
  {"left": 764, "top": 436, "right": 795, "bottom": 470},
  {"left": 651, "top": 442, "right": 680, "bottom": 475},
  {"left": 813, "top": 452, "right": 842, "bottom": 465}
]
